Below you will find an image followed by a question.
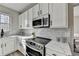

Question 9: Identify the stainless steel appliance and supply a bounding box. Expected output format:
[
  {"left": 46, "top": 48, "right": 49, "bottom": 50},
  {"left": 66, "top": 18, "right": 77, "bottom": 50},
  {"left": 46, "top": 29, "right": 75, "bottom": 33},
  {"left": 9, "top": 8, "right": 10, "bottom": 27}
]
[
  {"left": 43, "top": 14, "right": 50, "bottom": 27},
  {"left": 26, "top": 37, "right": 51, "bottom": 56},
  {"left": 33, "top": 14, "right": 50, "bottom": 28},
  {"left": 33, "top": 18, "right": 43, "bottom": 28}
]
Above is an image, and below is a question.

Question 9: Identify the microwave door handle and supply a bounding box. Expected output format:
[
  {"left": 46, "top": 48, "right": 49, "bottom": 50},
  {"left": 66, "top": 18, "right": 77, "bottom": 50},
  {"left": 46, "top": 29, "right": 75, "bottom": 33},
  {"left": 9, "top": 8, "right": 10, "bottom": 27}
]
[{"left": 42, "top": 18, "right": 44, "bottom": 26}]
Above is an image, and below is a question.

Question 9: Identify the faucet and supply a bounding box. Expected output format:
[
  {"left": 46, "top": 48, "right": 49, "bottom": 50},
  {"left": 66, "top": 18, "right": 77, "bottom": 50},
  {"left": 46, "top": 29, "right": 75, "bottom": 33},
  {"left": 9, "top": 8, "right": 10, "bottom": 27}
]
[{"left": 1, "top": 29, "right": 4, "bottom": 38}]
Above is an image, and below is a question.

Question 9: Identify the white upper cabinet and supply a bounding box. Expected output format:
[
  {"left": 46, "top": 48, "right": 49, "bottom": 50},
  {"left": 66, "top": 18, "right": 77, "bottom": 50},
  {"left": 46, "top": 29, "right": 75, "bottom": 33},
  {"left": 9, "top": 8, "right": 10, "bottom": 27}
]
[
  {"left": 24, "top": 11, "right": 28, "bottom": 28},
  {"left": 19, "top": 11, "right": 28, "bottom": 29},
  {"left": 22, "top": 12, "right": 26, "bottom": 28},
  {"left": 49, "top": 3, "right": 68, "bottom": 28},
  {"left": 32, "top": 3, "right": 49, "bottom": 19},
  {"left": 19, "top": 14, "right": 22, "bottom": 28},
  {"left": 19, "top": 12, "right": 26, "bottom": 29},
  {"left": 19, "top": 3, "right": 69, "bottom": 29},
  {"left": 19, "top": 8, "right": 33, "bottom": 29},
  {"left": 32, "top": 4, "right": 40, "bottom": 19},
  {"left": 28, "top": 8, "right": 33, "bottom": 28},
  {"left": 74, "top": 6, "right": 79, "bottom": 16},
  {"left": 39, "top": 3, "right": 49, "bottom": 15}
]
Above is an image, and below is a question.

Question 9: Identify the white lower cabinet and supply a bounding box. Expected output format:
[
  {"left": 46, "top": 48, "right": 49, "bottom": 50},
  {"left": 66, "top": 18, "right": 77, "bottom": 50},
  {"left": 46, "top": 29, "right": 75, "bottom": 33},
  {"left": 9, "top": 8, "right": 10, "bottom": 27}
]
[
  {"left": 17, "top": 37, "right": 26, "bottom": 55},
  {"left": 18, "top": 43, "right": 26, "bottom": 55},
  {"left": 0, "top": 39, "right": 2, "bottom": 56},
  {"left": 0, "top": 37, "right": 15, "bottom": 56},
  {"left": 3, "top": 37, "right": 15, "bottom": 55},
  {"left": 46, "top": 47, "right": 66, "bottom": 56}
]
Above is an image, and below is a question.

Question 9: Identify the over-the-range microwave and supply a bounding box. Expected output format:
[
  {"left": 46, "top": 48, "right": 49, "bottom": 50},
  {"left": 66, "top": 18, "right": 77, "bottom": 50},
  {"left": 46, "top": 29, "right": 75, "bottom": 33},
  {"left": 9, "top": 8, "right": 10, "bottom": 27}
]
[{"left": 32, "top": 14, "right": 50, "bottom": 28}]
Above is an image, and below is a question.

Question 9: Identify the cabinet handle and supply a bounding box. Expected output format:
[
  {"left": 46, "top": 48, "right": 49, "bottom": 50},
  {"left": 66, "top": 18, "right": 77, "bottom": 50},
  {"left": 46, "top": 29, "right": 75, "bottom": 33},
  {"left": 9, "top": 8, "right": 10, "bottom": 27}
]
[
  {"left": 50, "top": 20, "right": 52, "bottom": 26},
  {"left": 1, "top": 44, "right": 2, "bottom": 48},
  {"left": 5, "top": 43, "right": 6, "bottom": 47},
  {"left": 40, "top": 10, "right": 42, "bottom": 14},
  {"left": 52, "top": 54, "right": 56, "bottom": 56},
  {"left": 38, "top": 11, "right": 39, "bottom": 16}
]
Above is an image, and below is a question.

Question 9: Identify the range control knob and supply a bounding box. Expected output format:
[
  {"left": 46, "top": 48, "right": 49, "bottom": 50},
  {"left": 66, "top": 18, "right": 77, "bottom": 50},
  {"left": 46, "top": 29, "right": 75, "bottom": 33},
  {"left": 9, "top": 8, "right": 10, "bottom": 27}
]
[
  {"left": 38, "top": 45, "right": 43, "bottom": 50},
  {"left": 40, "top": 46, "right": 43, "bottom": 49},
  {"left": 38, "top": 45, "right": 41, "bottom": 48}
]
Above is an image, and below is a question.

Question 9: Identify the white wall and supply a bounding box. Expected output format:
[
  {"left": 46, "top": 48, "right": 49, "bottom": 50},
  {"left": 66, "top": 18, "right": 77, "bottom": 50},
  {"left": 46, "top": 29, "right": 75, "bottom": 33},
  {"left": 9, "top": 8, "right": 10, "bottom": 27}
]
[{"left": 0, "top": 5, "right": 19, "bottom": 34}]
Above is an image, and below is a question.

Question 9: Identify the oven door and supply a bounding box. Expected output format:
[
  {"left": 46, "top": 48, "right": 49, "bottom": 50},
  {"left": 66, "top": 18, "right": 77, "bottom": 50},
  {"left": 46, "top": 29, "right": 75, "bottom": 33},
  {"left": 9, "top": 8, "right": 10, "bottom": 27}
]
[
  {"left": 26, "top": 46, "right": 42, "bottom": 56},
  {"left": 33, "top": 19, "right": 43, "bottom": 28}
]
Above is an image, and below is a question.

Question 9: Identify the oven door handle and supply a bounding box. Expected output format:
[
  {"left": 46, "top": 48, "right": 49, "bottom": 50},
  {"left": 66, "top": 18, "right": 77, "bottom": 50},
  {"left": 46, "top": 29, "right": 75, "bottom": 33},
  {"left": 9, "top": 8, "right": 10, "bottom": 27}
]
[{"left": 26, "top": 52, "right": 29, "bottom": 56}]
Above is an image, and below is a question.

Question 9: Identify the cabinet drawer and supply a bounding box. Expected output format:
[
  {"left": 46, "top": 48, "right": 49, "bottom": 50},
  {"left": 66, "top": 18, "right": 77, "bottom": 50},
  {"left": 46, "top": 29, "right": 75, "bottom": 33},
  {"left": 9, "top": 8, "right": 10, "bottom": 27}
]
[
  {"left": 46, "top": 48, "right": 66, "bottom": 56},
  {"left": 46, "top": 53, "right": 51, "bottom": 56},
  {"left": 46, "top": 52, "right": 65, "bottom": 56},
  {"left": 46, "top": 46, "right": 65, "bottom": 54}
]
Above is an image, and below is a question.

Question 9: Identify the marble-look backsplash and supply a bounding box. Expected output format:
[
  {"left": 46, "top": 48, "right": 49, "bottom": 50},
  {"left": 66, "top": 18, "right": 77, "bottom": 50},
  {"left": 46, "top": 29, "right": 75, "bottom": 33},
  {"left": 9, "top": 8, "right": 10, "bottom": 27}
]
[
  {"left": 8, "top": 28, "right": 71, "bottom": 42},
  {"left": 34, "top": 28, "right": 70, "bottom": 41},
  {"left": 17, "top": 29, "right": 34, "bottom": 36}
]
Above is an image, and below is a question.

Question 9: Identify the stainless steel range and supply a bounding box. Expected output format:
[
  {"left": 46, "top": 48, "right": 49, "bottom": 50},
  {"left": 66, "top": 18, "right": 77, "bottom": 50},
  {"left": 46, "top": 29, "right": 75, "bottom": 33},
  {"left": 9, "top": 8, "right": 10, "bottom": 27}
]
[{"left": 26, "top": 37, "right": 51, "bottom": 56}]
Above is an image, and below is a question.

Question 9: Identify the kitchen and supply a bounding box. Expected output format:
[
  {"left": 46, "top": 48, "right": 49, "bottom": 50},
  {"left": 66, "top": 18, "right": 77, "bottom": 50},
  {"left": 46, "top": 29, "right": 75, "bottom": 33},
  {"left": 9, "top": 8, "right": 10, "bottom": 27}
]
[{"left": 0, "top": 3, "right": 76, "bottom": 56}]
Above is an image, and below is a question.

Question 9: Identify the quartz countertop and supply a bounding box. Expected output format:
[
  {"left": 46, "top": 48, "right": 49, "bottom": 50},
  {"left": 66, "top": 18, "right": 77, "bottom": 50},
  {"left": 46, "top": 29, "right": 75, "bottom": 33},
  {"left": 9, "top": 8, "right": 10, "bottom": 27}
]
[
  {"left": 45, "top": 40, "right": 72, "bottom": 56},
  {"left": 0, "top": 33, "right": 33, "bottom": 39},
  {"left": 9, "top": 35, "right": 33, "bottom": 39}
]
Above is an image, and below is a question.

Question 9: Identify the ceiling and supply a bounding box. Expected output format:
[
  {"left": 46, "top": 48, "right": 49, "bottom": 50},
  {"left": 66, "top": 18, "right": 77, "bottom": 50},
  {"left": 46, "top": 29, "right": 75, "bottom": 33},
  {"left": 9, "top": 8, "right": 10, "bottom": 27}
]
[
  {"left": 0, "top": 3, "right": 36, "bottom": 13},
  {"left": 0, "top": 3, "right": 79, "bottom": 14}
]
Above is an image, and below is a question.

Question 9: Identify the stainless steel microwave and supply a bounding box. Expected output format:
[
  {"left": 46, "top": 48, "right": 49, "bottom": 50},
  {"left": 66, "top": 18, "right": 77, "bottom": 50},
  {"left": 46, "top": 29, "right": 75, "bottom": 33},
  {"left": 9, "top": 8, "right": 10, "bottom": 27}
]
[{"left": 33, "top": 14, "right": 50, "bottom": 28}]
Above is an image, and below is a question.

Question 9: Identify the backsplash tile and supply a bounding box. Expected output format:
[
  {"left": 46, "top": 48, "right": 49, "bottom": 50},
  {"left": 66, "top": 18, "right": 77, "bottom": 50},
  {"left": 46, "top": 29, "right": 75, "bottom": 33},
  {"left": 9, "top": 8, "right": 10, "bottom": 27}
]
[{"left": 34, "top": 28, "right": 70, "bottom": 41}]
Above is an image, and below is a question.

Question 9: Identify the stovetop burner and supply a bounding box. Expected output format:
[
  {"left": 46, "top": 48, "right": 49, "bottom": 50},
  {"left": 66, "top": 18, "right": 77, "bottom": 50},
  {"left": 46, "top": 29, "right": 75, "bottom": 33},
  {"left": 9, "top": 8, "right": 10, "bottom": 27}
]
[{"left": 31, "top": 37, "right": 51, "bottom": 45}]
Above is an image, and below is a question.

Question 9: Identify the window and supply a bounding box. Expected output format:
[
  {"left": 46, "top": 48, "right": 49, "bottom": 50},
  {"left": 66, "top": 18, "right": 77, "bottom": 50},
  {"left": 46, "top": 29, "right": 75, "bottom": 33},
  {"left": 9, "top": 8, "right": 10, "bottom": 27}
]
[
  {"left": 0, "top": 14, "right": 9, "bottom": 24},
  {"left": 0, "top": 13, "right": 9, "bottom": 32}
]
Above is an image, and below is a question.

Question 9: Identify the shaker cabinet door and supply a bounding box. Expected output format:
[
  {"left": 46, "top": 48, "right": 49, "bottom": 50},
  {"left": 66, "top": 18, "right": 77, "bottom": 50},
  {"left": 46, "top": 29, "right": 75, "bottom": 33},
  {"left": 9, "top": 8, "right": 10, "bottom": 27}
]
[
  {"left": 3, "top": 37, "right": 15, "bottom": 55},
  {"left": 19, "top": 14, "right": 22, "bottom": 29},
  {"left": 40, "top": 3, "right": 49, "bottom": 15},
  {"left": 46, "top": 47, "right": 66, "bottom": 56},
  {"left": 32, "top": 4, "right": 40, "bottom": 19},
  {"left": 0, "top": 39, "right": 2, "bottom": 56},
  {"left": 28, "top": 8, "right": 33, "bottom": 28},
  {"left": 49, "top": 3, "right": 68, "bottom": 28}
]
